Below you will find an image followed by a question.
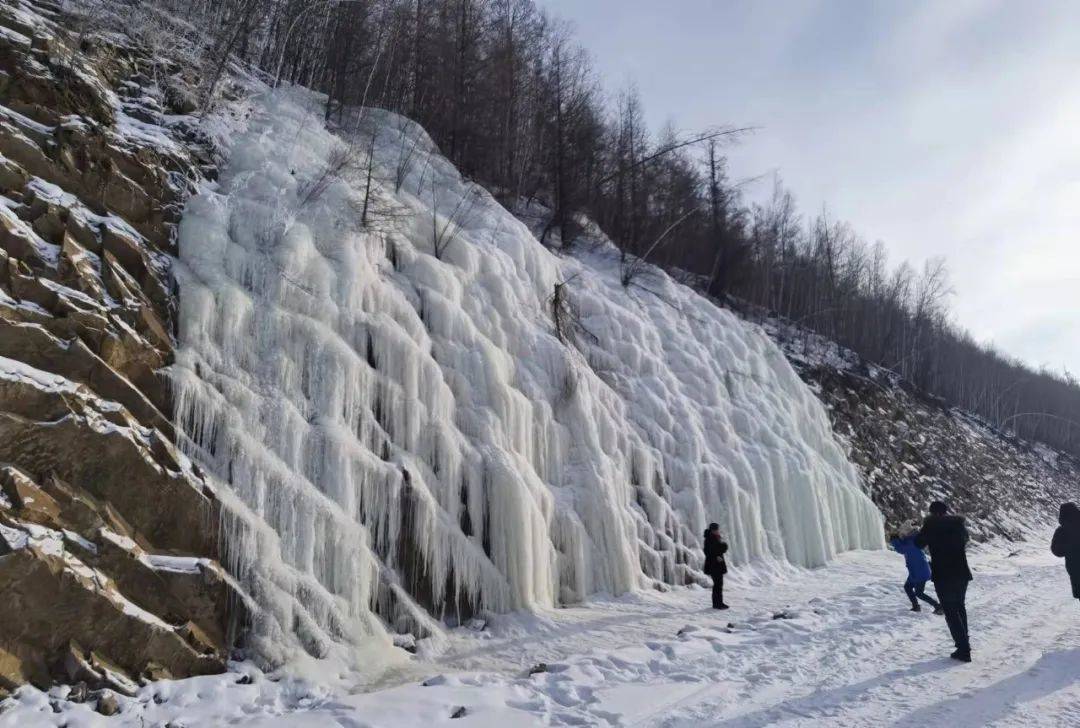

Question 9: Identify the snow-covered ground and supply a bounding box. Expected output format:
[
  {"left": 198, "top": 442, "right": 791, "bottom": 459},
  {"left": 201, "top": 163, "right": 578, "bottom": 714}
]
[{"left": 4, "top": 537, "right": 1078, "bottom": 727}]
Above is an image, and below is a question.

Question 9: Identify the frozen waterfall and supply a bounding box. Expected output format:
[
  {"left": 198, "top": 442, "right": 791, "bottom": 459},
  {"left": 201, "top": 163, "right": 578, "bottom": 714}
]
[{"left": 171, "top": 87, "right": 884, "bottom": 668}]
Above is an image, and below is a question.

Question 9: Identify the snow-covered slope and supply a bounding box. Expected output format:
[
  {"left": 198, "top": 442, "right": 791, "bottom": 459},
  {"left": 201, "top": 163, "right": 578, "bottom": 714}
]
[{"left": 170, "top": 87, "right": 883, "bottom": 668}]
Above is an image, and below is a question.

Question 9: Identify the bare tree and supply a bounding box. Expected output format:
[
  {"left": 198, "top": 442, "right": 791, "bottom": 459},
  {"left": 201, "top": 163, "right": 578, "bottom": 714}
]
[
  {"left": 394, "top": 122, "right": 427, "bottom": 192},
  {"left": 298, "top": 143, "right": 361, "bottom": 207},
  {"left": 549, "top": 274, "right": 598, "bottom": 351},
  {"left": 429, "top": 177, "right": 481, "bottom": 260}
]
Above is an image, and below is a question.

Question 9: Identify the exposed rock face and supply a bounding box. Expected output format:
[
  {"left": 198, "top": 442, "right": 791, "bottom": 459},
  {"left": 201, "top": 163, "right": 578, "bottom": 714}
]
[
  {"left": 803, "top": 364, "right": 1080, "bottom": 539},
  {"left": 0, "top": 0, "right": 234, "bottom": 694},
  {"left": 767, "top": 323, "right": 1080, "bottom": 540}
]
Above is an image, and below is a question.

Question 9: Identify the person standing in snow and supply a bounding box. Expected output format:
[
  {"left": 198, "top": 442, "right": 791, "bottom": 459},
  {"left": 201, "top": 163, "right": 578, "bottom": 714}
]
[
  {"left": 703, "top": 523, "right": 729, "bottom": 610},
  {"left": 915, "top": 501, "right": 973, "bottom": 662},
  {"left": 1051, "top": 502, "right": 1080, "bottom": 604},
  {"left": 890, "top": 528, "right": 943, "bottom": 614}
]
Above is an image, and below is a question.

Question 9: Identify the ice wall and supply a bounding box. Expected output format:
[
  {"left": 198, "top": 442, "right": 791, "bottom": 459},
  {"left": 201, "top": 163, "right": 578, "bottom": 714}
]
[{"left": 172, "top": 88, "right": 884, "bottom": 666}]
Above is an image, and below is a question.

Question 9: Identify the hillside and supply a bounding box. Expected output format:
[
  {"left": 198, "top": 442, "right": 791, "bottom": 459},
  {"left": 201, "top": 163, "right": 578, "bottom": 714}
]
[
  {"left": 1, "top": 1, "right": 1079, "bottom": 725},
  {"left": 763, "top": 320, "right": 1080, "bottom": 540},
  {"left": 0, "top": 0, "right": 889, "bottom": 695},
  {"left": 169, "top": 85, "right": 882, "bottom": 669}
]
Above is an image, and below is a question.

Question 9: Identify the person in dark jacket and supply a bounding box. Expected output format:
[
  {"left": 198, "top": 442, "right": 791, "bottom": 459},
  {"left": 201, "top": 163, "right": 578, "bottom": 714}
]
[
  {"left": 703, "top": 523, "right": 729, "bottom": 610},
  {"left": 890, "top": 531, "right": 942, "bottom": 614},
  {"left": 915, "top": 500, "right": 973, "bottom": 662},
  {"left": 1051, "top": 502, "right": 1080, "bottom": 603}
]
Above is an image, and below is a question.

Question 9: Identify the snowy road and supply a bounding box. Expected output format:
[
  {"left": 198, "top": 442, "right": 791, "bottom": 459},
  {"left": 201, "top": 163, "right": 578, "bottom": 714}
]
[{"left": 4, "top": 538, "right": 1079, "bottom": 727}]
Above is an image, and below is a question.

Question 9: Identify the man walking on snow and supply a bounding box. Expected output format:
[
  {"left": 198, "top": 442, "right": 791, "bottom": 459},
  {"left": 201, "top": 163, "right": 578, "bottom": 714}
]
[{"left": 915, "top": 500, "right": 973, "bottom": 662}]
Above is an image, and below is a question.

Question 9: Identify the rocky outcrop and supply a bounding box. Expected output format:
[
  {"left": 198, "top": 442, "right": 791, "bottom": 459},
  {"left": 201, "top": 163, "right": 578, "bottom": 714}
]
[
  {"left": 0, "top": 0, "right": 235, "bottom": 694},
  {"left": 765, "top": 321, "right": 1080, "bottom": 540}
]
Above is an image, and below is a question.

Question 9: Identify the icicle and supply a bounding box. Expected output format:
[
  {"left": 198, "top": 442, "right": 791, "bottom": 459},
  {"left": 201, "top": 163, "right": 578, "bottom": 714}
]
[{"left": 170, "top": 88, "right": 883, "bottom": 672}]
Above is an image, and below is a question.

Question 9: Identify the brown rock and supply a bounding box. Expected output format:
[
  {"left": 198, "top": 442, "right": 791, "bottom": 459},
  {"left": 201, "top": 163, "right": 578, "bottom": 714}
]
[
  {"left": 0, "top": 155, "right": 28, "bottom": 193},
  {"left": 38, "top": 473, "right": 127, "bottom": 539},
  {"left": 95, "top": 691, "right": 120, "bottom": 716},
  {"left": 141, "top": 661, "right": 172, "bottom": 682},
  {"left": 0, "top": 0, "right": 234, "bottom": 696},
  {"left": 0, "top": 368, "right": 216, "bottom": 555},
  {"left": 0, "top": 120, "right": 56, "bottom": 183},
  {"left": 88, "top": 651, "right": 140, "bottom": 696},
  {"left": 30, "top": 208, "right": 65, "bottom": 245},
  {"left": 60, "top": 641, "right": 101, "bottom": 685},
  {"left": 100, "top": 249, "right": 141, "bottom": 303},
  {"left": 89, "top": 524, "right": 235, "bottom": 648},
  {"left": 0, "top": 642, "right": 39, "bottom": 694},
  {"left": 58, "top": 233, "right": 108, "bottom": 300},
  {"left": 0, "top": 464, "right": 62, "bottom": 525},
  {"left": 0, "top": 204, "right": 54, "bottom": 271},
  {"left": 8, "top": 268, "right": 59, "bottom": 309},
  {"left": 64, "top": 209, "right": 100, "bottom": 252},
  {"left": 67, "top": 681, "right": 90, "bottom": 703},
  {"left": 136, "top": 302, "right": 172, "bottom": 351},
  {"left": 178, "top": 622, "right": 217, "bottom": 656},
  {"left": 0, "top": 534, "right": 225, "bottom": 689},
  {"left": 0, "top": 316, "right": 173, "bottom": 434}
]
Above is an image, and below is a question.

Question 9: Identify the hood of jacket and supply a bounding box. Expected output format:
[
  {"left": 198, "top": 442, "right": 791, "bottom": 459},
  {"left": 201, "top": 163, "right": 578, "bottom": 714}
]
[{"left": 1061, "top": 502, "right": 1080, "bottom": 527}]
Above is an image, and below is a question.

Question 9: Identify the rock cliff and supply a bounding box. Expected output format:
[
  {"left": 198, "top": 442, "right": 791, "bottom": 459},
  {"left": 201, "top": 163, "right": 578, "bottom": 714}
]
[{"left": 0, "top": 0, "right": 233, "bottom": 695}]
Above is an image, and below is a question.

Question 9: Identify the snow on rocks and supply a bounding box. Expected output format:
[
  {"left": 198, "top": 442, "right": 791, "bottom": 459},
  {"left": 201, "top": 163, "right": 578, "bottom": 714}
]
[
  {"left": 770, "top": 330, "right": 1080, "bottom": 539},
  {"left": 0, "top": 359, "right": 232, "bottom": 689},
  {"left": 0, "top": 0, "right": 236, "bottom": 692},
  {"left": 170, "top": 86, "right": 884, "bottom": 673}
]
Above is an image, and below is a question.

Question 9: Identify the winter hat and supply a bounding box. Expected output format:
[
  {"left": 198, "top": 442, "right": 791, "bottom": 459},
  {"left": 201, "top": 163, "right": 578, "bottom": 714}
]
[
  {"left": 1060, "top": 502, "right": 1080, "bottom": 526},
  {"left": 929, "top": 501, "right": 948, "bottom": 516}
]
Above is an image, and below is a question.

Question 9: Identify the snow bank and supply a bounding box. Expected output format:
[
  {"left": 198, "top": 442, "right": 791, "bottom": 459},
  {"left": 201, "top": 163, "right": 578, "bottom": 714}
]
[{"left": 171, "top": 87, "right": 883, "bottom": 669}]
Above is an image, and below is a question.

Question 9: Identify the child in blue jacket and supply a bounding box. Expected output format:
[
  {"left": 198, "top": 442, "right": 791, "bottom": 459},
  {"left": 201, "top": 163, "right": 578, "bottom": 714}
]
[{"left": 890, "top": 530, "right": 943, "bottom": 613}]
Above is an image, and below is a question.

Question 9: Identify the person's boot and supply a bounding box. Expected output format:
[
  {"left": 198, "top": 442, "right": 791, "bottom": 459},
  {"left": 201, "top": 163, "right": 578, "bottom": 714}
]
[
  {"left": 950, "top": 649, "right": 971, "bottom": 662},
  {"left": 717, "top": 603, "right": 730, "bottom": 610},
  {"left": 910, "top": 604, "right": 921, "bottom": 612},
  {"left": 933, "top": 606, "right": 944, "bottom": 615}
]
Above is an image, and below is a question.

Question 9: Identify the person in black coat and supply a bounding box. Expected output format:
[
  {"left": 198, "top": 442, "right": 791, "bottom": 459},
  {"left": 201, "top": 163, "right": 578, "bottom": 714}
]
[
  {"left": 915, "top": 500, "right": 973, "bottom": 662},
  {"left": 703, "top": 523, "right": 729, "bottom": 610},
  {"left": 1051, "top": 502, "right": 1080, "bottom": 603}
]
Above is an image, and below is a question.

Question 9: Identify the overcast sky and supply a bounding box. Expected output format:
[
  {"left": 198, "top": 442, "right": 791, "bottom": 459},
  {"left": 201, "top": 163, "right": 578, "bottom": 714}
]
[{"left": 542, "top": 0, "right": 1080, "bottom": 374}]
